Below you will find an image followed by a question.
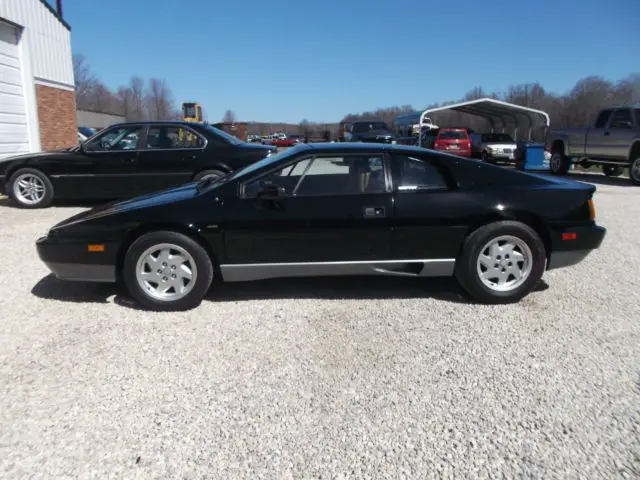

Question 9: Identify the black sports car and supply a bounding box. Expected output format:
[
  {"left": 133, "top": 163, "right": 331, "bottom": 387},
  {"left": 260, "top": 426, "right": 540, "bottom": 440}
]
[
  {"left": 36, "top": 143, "right": 606, "bottom": 311},
  {"left": 0, "top": 121, "right": 275, "bottom": 208}
]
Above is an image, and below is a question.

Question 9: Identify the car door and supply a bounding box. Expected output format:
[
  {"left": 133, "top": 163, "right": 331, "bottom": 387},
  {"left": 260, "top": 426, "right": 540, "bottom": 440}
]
[
  {"left": 221, "top": 152, "right": 393, "bottom": 266},
  {"left": 134, "top": 124, "right": 207, "bottom": 194},
  {"left": 583, "top": 109, "right": 613, "bottom": 158},
  {"left": 604, "top": 108, "right": 637, "bottom": 160},
  {"left": 389, "top": 153, "right": 471, "bottom": 263},
  {"left": 54, "top": 124, "right": 145, "bottom": 198}
]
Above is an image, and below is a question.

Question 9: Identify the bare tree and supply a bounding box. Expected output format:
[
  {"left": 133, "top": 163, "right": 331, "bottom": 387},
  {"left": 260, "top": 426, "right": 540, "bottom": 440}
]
[
  {"left": 129, "top": 76, "right": 146, "bottom": 120},
  {"left": 72, "top": 54, "right": 97, "bottom": 110},
  {"left": 145, "top": 78, "right": 175, "bottom": 120},
  {"left": 222, "top": 110, "right": 236, "bottom": 123},
  {"left": 116, "top": 86, "right": 134, "bottom": 120}
]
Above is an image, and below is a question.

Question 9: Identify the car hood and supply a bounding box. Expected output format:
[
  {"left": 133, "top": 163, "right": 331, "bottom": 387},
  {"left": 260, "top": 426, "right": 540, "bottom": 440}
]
[
  {"left": 0, "top": 149, "right": 73, "bottom": 165},
  {"left": 50, "top": 182, "right": 202, "bottom": 231}
]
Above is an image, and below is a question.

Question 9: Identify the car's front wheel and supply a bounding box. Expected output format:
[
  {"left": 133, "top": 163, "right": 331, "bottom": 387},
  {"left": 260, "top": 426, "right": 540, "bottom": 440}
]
[
  {"left": 549, "top": 151, "right": 570, "bottom": 175},
  {"left": 455, "top": 221, "right": 546, "bottom": 304},
  {"left": 123, "top": 231, "right": 214, "bottom": 311},
  {"left": 8, "top": 168, "right": 54, "bottom": 208}
]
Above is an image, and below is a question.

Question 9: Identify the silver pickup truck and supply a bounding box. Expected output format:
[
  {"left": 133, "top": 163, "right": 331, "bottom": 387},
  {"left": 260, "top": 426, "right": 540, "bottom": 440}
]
[{"left": 546, "top": 105, "right": 640, "bottom": 185}]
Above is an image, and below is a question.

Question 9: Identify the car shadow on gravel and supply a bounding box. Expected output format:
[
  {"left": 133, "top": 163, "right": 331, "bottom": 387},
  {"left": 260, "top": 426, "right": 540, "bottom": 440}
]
[{"left": 31, "top": 273, "right": 550, "bottom": 309}]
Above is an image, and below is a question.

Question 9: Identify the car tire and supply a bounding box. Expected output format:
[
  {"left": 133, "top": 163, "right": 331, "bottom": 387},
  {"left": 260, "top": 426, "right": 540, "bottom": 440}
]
[
  {"left": 193, "top": 169, "right": 226, "bottom": 182},
  {"left": 481, "top": 151, "right": 494, "bottom": 164},
  {"left": 8, "top": 168, "right": 54, "bottom": 208},
  {"left": 630, "top": 155, "right": 640, "bottom": 186},
  {"left": 602, "top": 164, "right": 623, "bottom": 177},
  {"left": 455, "top": 221, "right": 546, "bottom": 304},
  {"left": 549, "top": 151, "right": 570, "bottom": 175},
  {"left": 123, "top": 230, "right": 214, "bottom": 311}
]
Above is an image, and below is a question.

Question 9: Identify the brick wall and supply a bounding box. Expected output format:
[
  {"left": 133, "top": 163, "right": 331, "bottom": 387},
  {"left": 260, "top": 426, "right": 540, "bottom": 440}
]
[{"left": 35, "top": 84, "right": 77, "bottom": 151}]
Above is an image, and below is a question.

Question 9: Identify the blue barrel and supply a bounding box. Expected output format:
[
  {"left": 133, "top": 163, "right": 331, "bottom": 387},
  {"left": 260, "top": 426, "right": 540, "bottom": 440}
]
[{"left": 516, "top": 142, "right": 547, "bottom": 171}]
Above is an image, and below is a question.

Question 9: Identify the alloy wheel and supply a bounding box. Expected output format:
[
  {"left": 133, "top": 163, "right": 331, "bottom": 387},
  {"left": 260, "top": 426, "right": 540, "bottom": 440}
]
[
  {"left": 13, "top": 174, "right": 45, "bottom": 205},
  {"left": 476, "top": 235, "right": 533, "bottom": 292},
  {"left": 135, "top": 243, "right": 198, "bottom": 301}
]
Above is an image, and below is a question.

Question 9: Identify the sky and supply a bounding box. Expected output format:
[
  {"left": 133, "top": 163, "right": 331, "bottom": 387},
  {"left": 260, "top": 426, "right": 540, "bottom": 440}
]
[{"left": 56, "top": 0, "right": 638, "bottom": 124}]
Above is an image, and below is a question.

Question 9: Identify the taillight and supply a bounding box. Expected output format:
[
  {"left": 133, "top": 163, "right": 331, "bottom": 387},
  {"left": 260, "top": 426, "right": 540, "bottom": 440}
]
[{"left": 587, "top": 198, "right": 596, "bottom": 221}]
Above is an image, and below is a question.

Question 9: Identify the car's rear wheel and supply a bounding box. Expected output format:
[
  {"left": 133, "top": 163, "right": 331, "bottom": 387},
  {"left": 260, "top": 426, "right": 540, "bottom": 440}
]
[
  {"left": 630, "top": 155, "right": 640, "bottom": 186},
  {"left": 123, "top": 231, "right": 214, "bottom": 311},
  {"left": 455, "top": 221, "right": 546, "bottom": 304},
  {"left": 8, "top": 168, "right": 54, "bottom": 208},
  {"left": 549, "top": 151, "right": 570, "bottom": 175},
  {"left": 193, "top": 169, "right": 226, "bottom": 182},
  {"left": 602, "top": 164, "right": 623, "bottom": 177}
]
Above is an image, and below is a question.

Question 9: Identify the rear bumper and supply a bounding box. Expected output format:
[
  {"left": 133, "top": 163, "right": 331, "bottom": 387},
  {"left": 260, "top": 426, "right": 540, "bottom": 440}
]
[
  {"left": 547, "top": 224, "right": 606, "bottom": 270},
  {"left": 36, "top": 235, "right": 118, "bottom": 282}
]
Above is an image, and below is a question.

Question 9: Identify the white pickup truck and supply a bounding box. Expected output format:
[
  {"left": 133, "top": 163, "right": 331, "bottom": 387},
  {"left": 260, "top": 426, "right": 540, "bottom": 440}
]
[{"left": 546, "top": 105, "right": 640, "bottom": 185}]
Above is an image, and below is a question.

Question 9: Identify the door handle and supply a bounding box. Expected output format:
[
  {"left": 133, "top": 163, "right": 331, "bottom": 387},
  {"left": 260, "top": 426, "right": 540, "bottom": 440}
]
[{"left": 363, "top": 206, "right": 385, "bottom": 218}]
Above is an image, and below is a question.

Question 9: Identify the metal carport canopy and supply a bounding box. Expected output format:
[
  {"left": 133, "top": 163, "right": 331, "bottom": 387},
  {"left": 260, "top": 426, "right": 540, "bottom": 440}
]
[{"left": 412, "top": 97, "right": 551, "bottom": 142}]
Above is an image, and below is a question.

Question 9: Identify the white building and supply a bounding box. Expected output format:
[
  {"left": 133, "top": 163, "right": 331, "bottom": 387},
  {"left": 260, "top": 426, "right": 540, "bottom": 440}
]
[{"left": 0, "top": 0, "right": 75, "bottom": 158}]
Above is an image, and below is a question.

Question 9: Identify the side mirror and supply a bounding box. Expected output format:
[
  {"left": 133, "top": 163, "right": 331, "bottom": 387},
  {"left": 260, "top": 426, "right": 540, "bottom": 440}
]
[{"left": 256, "top": 183, "right": 285, "bottom": 200}]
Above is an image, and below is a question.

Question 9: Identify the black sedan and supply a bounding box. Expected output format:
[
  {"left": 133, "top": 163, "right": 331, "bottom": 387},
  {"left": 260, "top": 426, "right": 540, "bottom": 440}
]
[
  {"left": 35, "top": 143, "right": 606, "bottom": 311},
  {"left": 0, "top": 121, "right": 276, "bottom": 208}
]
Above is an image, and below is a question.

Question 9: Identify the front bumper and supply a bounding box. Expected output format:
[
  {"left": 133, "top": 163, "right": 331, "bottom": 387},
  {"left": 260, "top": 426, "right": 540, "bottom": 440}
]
[
  {"left": 36, "top": 235, "right": 118, "bottom": 282},
  {"left": 547, "top": 224, "right": 606, "bottom": 270}
]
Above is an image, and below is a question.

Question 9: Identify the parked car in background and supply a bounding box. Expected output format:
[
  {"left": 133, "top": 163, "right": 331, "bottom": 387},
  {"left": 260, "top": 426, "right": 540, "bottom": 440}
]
[
  {"left": 433, "top": 128, "right": 472, "bottom": 157},
  {"left": 342, "top": 121, "right": 396, "bottom": 143},
  {"left": 77, "top": 126, "right": 96, "bottom": 143},
  {"left": 271, "top": 136, "right": 297, "bottom": 147},
  {"left": 0, "top": 121, "right": 276, "bottom": 208},
  {"left": 471, "top": 133, "right": 518, "bottom": 163},
  {"left": 546, "top": 105, "right": 640, "bottom": 184},
  {"left": 36, "top": 142, "right": 606, "bottom": 311}
]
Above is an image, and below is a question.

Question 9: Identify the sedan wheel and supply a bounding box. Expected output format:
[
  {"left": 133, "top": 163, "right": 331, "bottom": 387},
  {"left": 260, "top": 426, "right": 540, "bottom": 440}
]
[
  {"left": 9, "top": 168, "right": 54, "bottom": 208},
  {"left": 124, "top": 231, "right": 214, "bottom": 311},
  {"left": 455, "top": 221, "right": 546, "bottom": 304}
]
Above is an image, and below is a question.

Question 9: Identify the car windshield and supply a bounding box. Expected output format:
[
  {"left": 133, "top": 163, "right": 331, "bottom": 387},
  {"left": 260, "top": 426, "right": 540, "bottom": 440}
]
[
  {"left": 481, "top": 133, "right": 514, "bottom": 143},
  {"left": 202, "top": 124, "right": 242, "bottom": 145},
  {"left": 352, "top": 122, "right": 388, "bottom": 133},
  {"left": 439, "top": 130, "right": 467, "bottom": 140},
  {"left": 221, "top": 146, "right": 305, "bottom": 185}
]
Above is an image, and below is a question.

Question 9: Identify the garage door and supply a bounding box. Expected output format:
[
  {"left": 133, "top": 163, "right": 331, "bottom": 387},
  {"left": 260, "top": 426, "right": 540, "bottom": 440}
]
[{"left": 0, "top": 21, "right": 29, "bottom": 159}]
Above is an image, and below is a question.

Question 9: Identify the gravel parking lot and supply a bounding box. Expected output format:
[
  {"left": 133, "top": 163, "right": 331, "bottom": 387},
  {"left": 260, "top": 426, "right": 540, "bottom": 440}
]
[{"left": 1, "top": 172, "right": 639, "bottom": 478}]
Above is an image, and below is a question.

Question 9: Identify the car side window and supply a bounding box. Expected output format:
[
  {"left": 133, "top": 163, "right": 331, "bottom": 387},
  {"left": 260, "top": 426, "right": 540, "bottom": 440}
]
[
  {"left": 85, "top": 126, "right": 143, "bottom": 152},
  {"left": 145, "top": 126, "right": 205, "bottom": 149},
  {"left": 393, "top": 155, "right": 448, "bottom": 192},
  {"left": 242, "top": 154, "right": 387, "bottom": 198},
  {"left": 609, "top": 109, "right": 633, "bottom": 129},
  {"left": 594, "top": 109, "right": 613, "bottom": 128}
]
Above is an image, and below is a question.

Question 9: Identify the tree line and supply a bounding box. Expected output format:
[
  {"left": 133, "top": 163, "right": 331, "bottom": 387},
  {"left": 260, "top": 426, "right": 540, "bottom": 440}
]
[
  {"left": 72, "top": 54, "right": 638, "bottom": 141},
  {"left": 73, "top": 54, "right": 183, "bottom": 121},
  {"left": 340, "top": 73, "right": 640, "bottom": 141}
]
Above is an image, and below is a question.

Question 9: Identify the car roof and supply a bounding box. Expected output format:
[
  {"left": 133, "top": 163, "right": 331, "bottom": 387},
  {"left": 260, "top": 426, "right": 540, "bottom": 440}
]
[{"left": 108, "top": 120, "right": 203, "bottom": 128}]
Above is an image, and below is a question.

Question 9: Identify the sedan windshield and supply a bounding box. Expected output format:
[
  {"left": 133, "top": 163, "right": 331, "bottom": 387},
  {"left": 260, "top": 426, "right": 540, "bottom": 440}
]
[
  {"left": 481, "top": 133, "right": 514, "bottom": 143},
  {"left": 202, "top": 124, "right": 243, "bottom": 145},
  {"left": 352, "top": 122, "right": 388, "bottom": 133},
  {"left": 439, "top": 130, "right": 467, "bottom": 140}
]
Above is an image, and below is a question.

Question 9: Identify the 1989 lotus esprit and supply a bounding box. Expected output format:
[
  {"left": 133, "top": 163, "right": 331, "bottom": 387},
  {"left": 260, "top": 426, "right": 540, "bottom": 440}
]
[{"left": 36, "top": 143, "right": 606, "bottom": 311}]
